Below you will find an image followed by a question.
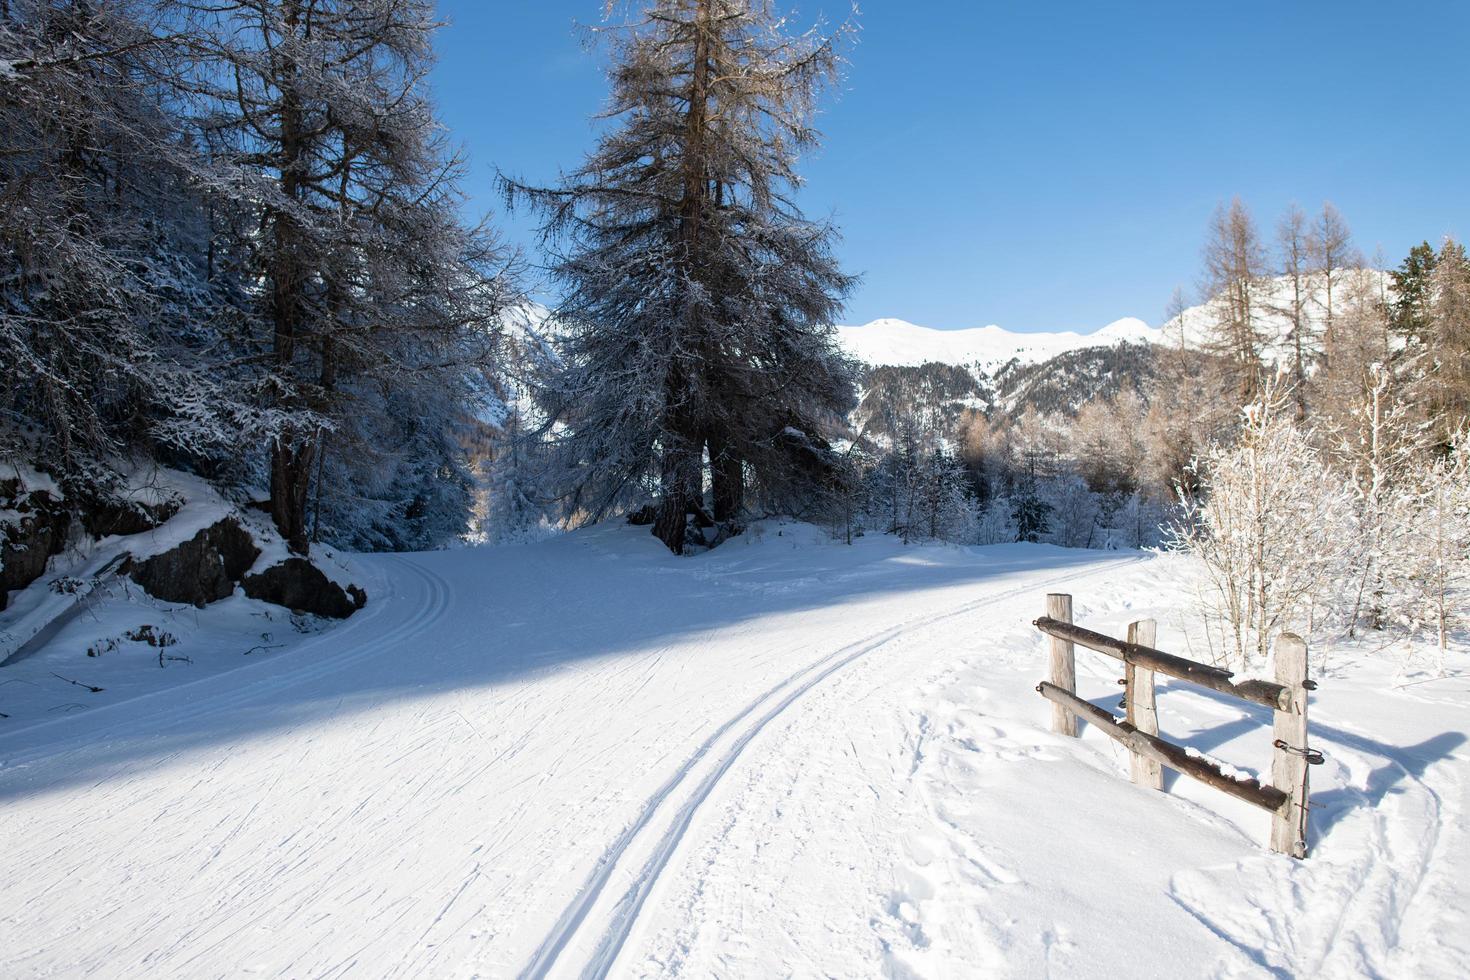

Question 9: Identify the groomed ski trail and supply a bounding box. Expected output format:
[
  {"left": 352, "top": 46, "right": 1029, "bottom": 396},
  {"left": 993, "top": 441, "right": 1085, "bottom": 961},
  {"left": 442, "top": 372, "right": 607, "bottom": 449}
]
[
  {"left": 0, "top": 556, "right": 451, "bottom": 772},
  {"left": 520, "top": 553, "right": 1150, "bottom": 979}
]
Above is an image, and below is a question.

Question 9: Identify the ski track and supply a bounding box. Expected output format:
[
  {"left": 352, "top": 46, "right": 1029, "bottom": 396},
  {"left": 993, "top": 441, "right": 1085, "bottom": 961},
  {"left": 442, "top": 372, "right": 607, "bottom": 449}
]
[
  {"left": 521, "top": 553, "right": 1148, "bottom": 979},
  {"left": 0, "top": 556, "right": 449, "bottom": 770},
  {"left": 5, "top": 530, "right": 1465, "bottom": 979}
]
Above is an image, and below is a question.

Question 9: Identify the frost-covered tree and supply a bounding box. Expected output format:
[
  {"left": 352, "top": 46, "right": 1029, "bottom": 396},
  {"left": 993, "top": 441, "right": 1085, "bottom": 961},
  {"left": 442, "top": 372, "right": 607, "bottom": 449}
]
[
  {"left": 182, "top": 0, "right": 509, "bottom": 553},
  {"left": 0, "top": 0, "right": 253, "bottom": 489},
  {"left": 1040, "top": 474, "right": 1099, "bottom": 548},
  {"left": 1201, "top": 198, "right": 1268, "bottom": 405},
  {"left": 506, "top": 0, "right": 858, "bottom": 554},
  {"left": 1309, "top": 201, "right": 1358, "bottom": 338},
  {"left": 1171, "top": 387, "right": 1354, "bottom": 669},
  {"left": 1383, "top": 439, "right": 1470, "bottom": 660}
]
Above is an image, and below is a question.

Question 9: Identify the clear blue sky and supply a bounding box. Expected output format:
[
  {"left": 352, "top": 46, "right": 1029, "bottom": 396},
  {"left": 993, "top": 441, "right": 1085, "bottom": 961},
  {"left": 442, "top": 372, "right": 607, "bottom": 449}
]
[{"left": 431, "top": 1, "right": 1469, "bottom": 332}]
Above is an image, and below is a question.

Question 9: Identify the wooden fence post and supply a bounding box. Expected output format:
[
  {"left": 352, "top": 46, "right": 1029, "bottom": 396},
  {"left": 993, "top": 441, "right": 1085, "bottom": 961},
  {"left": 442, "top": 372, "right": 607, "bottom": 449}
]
[
  {"left": 1270, "top": 633, "right": 1310, "bottom": 858},
  {"left": 1126, "top": 619, "right": 1164, "bottom": 790},
  {"left": 1047, "top": 594, "right": 1077, "bottom": 737}
]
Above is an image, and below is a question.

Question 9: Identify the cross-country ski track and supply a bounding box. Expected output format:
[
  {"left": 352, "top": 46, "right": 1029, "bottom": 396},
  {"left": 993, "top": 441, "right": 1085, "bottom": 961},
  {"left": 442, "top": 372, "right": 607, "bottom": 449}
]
[
  {"left": 2, "top": 522, "right": 1467, "bottom": 978},
  {"left": 521, "top": 552, "right": 1147, "bottom": 979}
]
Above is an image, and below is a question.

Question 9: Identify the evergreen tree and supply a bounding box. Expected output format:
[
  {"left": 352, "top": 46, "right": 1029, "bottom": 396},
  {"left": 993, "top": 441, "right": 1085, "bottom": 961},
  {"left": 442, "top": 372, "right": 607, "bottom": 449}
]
[
  {"left": 506, "top": 0, "right": 858, "bottom": 554},
  {"left": 1011, "top": 474, "right": 1051, "bottom": 543},
  {"left": 1390, "top": 241, "right": 1439, "bottom": 345}
]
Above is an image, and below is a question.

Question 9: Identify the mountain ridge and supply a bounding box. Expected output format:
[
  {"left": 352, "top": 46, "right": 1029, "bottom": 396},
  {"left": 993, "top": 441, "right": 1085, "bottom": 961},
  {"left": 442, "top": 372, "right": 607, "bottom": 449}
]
[{"left": 835, "top": 316, "right": 1157, "bottom": 368}]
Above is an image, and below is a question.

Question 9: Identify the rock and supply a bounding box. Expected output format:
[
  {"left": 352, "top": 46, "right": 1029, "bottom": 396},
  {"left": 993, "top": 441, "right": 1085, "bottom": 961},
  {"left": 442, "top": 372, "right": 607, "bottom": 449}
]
[
  {"left": 242, "top": 558, "right": 366, "bottom": 619},
  {"left": 81, "top": 493, "right": 182, "bottom": 538},
  {"left": 0, "top": 487, "right": 71, "bottom": 612},
  {"left": 126, "top": 518, "right": 260, "bottom": 607}
]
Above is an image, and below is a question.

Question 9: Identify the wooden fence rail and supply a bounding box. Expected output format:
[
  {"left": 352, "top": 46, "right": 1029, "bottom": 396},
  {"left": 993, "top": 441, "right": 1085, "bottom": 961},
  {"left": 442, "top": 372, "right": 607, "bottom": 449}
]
[{"left": 1035, "top": 593, "right": 1316, "bottom": 858}]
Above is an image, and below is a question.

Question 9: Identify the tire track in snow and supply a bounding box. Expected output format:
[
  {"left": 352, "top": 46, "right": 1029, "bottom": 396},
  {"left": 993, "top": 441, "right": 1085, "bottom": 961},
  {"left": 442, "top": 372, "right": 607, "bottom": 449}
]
[{"left": 519, "top": 553, "right": 1149, "bottom": 980}]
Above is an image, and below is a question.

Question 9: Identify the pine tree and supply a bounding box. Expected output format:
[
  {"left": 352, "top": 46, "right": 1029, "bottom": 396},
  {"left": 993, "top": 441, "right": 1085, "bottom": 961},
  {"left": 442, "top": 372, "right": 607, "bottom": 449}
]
[
  {"left": 1010, "top": 475, "right": 1051, "bottom": 544},
  {"left": 505, "top": 0, "right": 858, "bottom": 554},
  {"left": 1390, "top": 241, "right": 1439, "bottom": 345},
  {"left": 182, "top": 0, "right": 509, "bottom": 553}
]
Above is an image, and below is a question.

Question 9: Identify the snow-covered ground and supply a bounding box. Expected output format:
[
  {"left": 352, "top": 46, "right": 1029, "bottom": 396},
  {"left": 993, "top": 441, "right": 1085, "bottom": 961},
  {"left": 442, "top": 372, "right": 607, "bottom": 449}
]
[{"left": 1, "top": 524, "right": 1465, "bottom": 978}]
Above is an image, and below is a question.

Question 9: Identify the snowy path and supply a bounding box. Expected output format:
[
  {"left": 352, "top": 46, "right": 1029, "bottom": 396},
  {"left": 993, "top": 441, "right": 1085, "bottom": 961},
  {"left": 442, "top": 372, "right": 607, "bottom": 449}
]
[{"left": 2, "top": 525, "right": 1467, "bottom": 978}]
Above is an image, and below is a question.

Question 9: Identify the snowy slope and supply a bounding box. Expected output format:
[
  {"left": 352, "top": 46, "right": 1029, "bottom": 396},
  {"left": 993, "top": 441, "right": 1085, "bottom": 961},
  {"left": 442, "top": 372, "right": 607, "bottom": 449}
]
[
  {"left": 837, "top": 270, "right": 1389, "bottom": 370},
  {"left": 0, "top": 526, "right": 1465, "bottom": 977},
  {"left": 837, "top": 316, "right": 1156, "bottom": 368}
]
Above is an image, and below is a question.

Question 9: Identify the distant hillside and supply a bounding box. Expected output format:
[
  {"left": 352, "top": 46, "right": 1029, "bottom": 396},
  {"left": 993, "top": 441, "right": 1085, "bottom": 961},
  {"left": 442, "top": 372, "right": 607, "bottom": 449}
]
[
  {"left": 836, "top": 317, "right": 1157, "bottom": 369},
  {"left": 838, "top": 269, "right": 1386, "bottom": 441}
]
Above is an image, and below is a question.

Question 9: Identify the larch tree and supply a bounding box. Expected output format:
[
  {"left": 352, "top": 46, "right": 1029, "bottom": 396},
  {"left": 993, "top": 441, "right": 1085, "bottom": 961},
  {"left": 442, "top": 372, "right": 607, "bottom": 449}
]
[
  {"left": 505, "top": 0, "right": 859, "bottom": 554},
  {"left": 1201, "top": 198, "right": 1268, "bottom": 405},
  {"left": 1308, "top": 201, "right": 1358, "bottom": 341},
  {"left": 1275, "top": 203, "right": 1315, "bottom": 420},
  {"left": 182, "top": 0, "right": 509, "bottom": 553},
  {"left": 1424, "top": 239, "right": 1470, "bottom": 449}
]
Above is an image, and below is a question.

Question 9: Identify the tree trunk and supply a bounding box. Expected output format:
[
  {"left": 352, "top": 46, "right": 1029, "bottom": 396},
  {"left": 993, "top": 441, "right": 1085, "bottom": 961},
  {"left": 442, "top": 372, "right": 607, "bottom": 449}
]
[
  {"left": 271, "top": 438, "right": 315, "bottom": 555},
  {"left": 709, "top": 434, "right": 743, "bottom": 523},
  {"left": 267, "top": 0, "right": 311, "bottom": 555}
]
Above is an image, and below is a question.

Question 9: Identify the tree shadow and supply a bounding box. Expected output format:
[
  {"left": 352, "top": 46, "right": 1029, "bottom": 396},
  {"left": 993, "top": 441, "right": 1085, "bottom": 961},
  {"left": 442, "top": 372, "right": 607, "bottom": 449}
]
[
  {"left": 1082, "top": 679, "right": 1465, "bottom": 846},
  {"left": 0, "top": 527, "right": 1139, "bottom": 802},
  {"left": 1306, "top": 730, "right": 1465, "bottom": 841}
]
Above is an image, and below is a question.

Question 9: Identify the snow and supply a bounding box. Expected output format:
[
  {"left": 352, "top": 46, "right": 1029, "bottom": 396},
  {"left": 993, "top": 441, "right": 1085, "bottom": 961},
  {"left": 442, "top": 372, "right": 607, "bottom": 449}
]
[
  {"left": 836, "top": 270, "right": 1392, "bottom": 370},
  {"left": 0, "top": 468, "right": 363, "bottom": 665},
  {"left": 1, "top": 460, "right": 63, "bottom": 501},
  {"left": 837, "top": 316, "right": 1158, "bottom": 368},
  {"left": 0, "top": 525, "right": 1466, "bottom": 977}
]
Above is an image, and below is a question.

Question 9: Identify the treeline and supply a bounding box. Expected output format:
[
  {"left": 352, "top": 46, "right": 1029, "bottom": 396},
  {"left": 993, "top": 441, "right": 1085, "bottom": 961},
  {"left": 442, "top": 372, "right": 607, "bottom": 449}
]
[
  {"left": 2, "top": 0, "right": 513, "bottom": 554},
  {"left": 839, "top": 194, "right": 1470, "bottom": 626}
]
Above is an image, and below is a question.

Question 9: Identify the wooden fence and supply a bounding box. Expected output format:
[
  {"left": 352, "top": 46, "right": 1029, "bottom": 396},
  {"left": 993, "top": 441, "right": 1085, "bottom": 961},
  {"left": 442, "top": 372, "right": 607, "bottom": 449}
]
[{"left": 1034, "top": 593, "right": 1319, "bottom": 858}]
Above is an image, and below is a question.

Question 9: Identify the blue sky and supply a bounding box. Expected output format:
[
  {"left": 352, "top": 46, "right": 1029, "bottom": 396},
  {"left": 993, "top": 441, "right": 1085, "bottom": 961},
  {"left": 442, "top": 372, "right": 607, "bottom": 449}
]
[{"left": 432, "top": 1, "right": 1468, "bottom": 332}]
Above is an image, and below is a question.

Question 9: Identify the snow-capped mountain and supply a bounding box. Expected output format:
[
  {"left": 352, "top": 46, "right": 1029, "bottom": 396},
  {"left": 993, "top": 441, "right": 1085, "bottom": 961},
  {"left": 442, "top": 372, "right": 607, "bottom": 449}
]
[
  {"left": 836, "top": 268, "right": 1389, "bottom": 371},
  {"left": 836, "top": 316, "right": 1158, "bottom": 369}
]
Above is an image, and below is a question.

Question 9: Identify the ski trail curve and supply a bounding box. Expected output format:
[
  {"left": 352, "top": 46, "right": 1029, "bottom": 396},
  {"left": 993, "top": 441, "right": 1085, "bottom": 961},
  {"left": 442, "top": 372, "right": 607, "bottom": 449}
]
[
  {"left": 520, "top": 554, "right": 1148, "bottom": 979},
  {"left": 0, "top": 555, "right": 451, "bottom": 770}
]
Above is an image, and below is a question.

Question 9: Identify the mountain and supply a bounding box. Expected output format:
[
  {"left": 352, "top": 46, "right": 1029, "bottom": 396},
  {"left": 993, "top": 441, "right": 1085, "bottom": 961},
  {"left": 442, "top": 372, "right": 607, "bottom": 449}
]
[
  {"left": 838, "top": 314, "right": 1164, "bottom": 435},
  {"left": 836, "top": 317, "right": 1158, "bottom": 369},
  {"left": 837, "top": 270, "right": 1388, "bottom": 439}
]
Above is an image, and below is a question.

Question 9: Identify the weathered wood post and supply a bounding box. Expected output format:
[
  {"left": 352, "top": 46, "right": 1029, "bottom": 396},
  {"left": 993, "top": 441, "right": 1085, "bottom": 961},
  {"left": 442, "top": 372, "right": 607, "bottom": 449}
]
[
  {"left": 1125, "top": 619, "right": 1164, "bottom": 790},
  {"left": 1047, "top": 594, "right": 1077, "bottom": 737},
  {"left": 1270, "top": 633, "right": 1310, "bottom": 858}
]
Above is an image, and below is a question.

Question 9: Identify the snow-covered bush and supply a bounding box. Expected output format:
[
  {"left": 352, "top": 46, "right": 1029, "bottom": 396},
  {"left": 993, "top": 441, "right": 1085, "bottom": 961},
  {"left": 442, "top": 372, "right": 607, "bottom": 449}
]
[
  {"left": 1382, "top": 439, "right": 1470, "bottom": 661},
  {"left": 1039, "top": 475, "right": 1101, "bottom": 548},
  {"left": 975, "top": 496, "right": 1015, "bottom": 545},
  {"left": 1170, "top": 391, "right": 1355, "bottom": 669}
]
